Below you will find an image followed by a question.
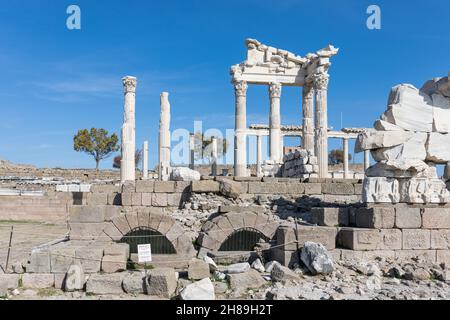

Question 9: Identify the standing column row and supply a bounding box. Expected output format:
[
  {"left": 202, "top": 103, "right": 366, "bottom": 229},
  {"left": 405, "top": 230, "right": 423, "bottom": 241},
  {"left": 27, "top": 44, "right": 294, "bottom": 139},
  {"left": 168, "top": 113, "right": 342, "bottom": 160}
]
[
  {"left": 121, "top": 76, "right": 137, "bottom": 184},
  {"left": 234, "top": 81, "right": 248, "bottom": 177}
]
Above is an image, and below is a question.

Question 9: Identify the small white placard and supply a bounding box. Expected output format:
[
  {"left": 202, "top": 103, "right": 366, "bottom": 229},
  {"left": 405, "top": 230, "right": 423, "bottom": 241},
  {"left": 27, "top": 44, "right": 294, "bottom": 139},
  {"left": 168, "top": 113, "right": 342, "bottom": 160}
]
[{"left": 138, "top": 244, "right": 152, "bottom": 263}]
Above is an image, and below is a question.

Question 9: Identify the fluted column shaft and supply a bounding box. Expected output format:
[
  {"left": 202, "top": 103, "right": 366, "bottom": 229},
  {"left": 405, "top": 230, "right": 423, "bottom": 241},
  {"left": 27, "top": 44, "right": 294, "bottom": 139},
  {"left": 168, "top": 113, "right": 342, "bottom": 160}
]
[
  {"left": 121, "top": 76, "right": 137, "bottom": 184},
  {"left": 313, "top": 73, "right": 329, "bottom": 178},
  {"left": 302, "top": 84, "right": 315, "bottom": 153},
  {"left": 269, "top": 82, "right": 282, "bottom": 163},
  {"left": 234, "top": 81, "right": 248, "bottom": 177}
]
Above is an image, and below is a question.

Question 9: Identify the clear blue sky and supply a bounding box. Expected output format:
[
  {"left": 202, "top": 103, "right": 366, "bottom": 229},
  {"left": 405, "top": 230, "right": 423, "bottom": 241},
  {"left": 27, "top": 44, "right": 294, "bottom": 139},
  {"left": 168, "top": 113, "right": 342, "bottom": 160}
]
[{"left": 0, "top": 0, "right": 448, "bottom": 169}]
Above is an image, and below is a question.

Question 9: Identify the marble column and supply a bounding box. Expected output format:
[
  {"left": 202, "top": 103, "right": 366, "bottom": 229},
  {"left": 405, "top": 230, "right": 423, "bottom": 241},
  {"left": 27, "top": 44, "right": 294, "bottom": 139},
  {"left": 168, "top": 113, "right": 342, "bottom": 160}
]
[
  {"left": 121, "top": 76, "right": 137, "bottom": 184},
  {"left": 211, "top": 137, "right": 218, "bottom": 176},
  {"left": 269, "top": 82, "right": 282, "bottom": 163},
  {"left": 364, "top": 150, "right": 370, "bottom": 171},
  {"left": 189, "top": 133, "right": 195, "bottom": 170},
  {"left": 280, "top": 134, "right": 284, "bottom": 162},
  {"left": 313, "top": 73, "right": 330, "bottom": 178},
  {"left": 143, "top": 141, "right": 149, "bottom": 180},
  {"left": 343, "top": 138, "right": 349, "bottom": 179},
  {"left": 256, "top": 134, "right": 263, "bottom": 177},
  {"left": 234, "top": 81, "right": 248, "bottom": 177},
  {"left": 302, "top": 84, "right": 315, "bottom": 153},
  {"left": 159, "top": 92, "right": 171, "bottom": 181}
]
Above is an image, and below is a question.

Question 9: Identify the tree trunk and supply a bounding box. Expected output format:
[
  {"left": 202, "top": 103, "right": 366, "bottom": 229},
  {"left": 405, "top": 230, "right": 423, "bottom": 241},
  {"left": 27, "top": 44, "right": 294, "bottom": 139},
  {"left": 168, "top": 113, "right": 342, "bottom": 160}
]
[{"left": 95, "top": 158, "right": 100, "bottom": 171}]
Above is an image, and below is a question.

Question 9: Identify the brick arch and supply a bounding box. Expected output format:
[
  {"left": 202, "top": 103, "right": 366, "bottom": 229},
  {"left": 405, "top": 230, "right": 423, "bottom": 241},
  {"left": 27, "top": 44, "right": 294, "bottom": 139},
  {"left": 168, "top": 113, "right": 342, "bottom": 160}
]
[
  {"left": 102, "top": 210, "right": 195, "bottom": 256},
  {"left": 197, "top": 212, "right": 280, "bottom": 252}
]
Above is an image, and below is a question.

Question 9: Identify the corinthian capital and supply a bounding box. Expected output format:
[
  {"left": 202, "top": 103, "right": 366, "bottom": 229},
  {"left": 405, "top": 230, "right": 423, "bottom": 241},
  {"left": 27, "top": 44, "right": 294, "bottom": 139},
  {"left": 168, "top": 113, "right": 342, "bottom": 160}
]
[
  {"left": 122, "top": 76, "right": 137, "bottom": 94},
  {"left": 312, "top": 73, "right": 329, "bottom": 91},
  {"left": 269, "top": 82, "right": 282, "bottom": 98},
  {"left": 234, "top": 80, "right": 248, "bottom": 97}
]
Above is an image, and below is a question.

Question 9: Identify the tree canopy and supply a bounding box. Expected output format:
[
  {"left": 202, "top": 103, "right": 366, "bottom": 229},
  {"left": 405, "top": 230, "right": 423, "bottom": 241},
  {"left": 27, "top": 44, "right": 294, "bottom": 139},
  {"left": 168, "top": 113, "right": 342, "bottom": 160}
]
[
  {"left": 329, "top": 149, "right": 352, "bottom": 165},
  {"left": 73, "top": 128, "right": 119, "bottom": 170}
]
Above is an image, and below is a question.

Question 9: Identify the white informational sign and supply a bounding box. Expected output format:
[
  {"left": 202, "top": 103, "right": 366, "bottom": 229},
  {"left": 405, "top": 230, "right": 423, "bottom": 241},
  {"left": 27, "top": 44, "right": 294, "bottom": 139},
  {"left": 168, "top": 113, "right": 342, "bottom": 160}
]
[{"left": 137, "top": 244, "right": 152, "bottom": 263}]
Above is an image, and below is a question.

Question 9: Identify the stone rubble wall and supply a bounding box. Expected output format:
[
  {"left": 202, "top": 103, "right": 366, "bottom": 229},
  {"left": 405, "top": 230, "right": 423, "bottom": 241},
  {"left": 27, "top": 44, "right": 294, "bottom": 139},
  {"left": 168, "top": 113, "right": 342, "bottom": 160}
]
[{"left": 275, "top": 204, "right": 450, "bottom": 268}]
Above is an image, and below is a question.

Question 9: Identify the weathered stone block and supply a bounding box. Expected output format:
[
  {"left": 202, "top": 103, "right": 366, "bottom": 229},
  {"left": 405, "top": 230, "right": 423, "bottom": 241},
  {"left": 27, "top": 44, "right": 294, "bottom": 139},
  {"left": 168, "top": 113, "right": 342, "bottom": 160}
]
[
  {"left": 303, "top": 183, "right": 322, "bottom": 194},
  {"left": 69, "top": 222, "right": 105, "bottom": 241},
  {"left": 50, "top": 247, "right": 76, "bottom": 273},
  {"left": 122, "top": 182, "right": 135, "bottom": 193},
  {"left": 431, "top": 230, "right": 450, "bottom": 249},
  {"left": 191, "top": 180, "right": 220, "bottom": 193},
  {"left": 86, "top": 273, "right": 124, "bottom": 295},
  {"left": 285, "top": 182, "right": 305, "bottom": 195},
  {"left": 248, "top": 182, "right": 287, "bottom": 194},
  {"left": 188, "top": 259, "right": 210, "bottom": 280},
  {"left": 276, "top": 226, "right": 297, "bottom": 251},
  {"left": 75, "top": 248, "right": 103, "bottom": 273},
  {"left": 122, "top": 271, "right": 145, "bottom": 294},
  {"left": 353, "top": 184, "right": 363, "bottom": 195},
  {"left": 141, "top": 193, "right": 152, "bottom": 206},
  {"left": 339, "top": 228, "right": 401, "bottom": 250},
  {"left": 228, "top": 269, "right": 266, "bottom": 292},
  {"left": 91, "top": 184, "right": 120, "bottom": 193},
  {"left": 154, "top": 181, "right": 175, "bottom": 193},
  {"left": 70, "top": 205, "right": 105, "bottom": 223},
  {"left": 0, "top": 274, "right": 20, "bottom": 289},
  {"left": 296, "top": 225, "right": 338, "bottom": 250},
  {"left": 27, "top": 251, "right": 51, "bottom": 273},
  {"left": 146, "top": 268, "right": 177, "bottom": 298},
  {"left": 104, "top": 243, "right": 130, "bottom": 258},
  {"left": 355, "top": 207, "right": 395, "bottom": 229},
  {"left": 175, "top": 181, "right": 191, "bottom": 193},
  {"left": 101, "top": 255, "right": 127, "bottom": 273},
  {"left": 131, "top": 193, "right": 142, "bottom": 206},
  {"left": 395, "top": 207, "right": 422, "bottom": 229},
  {"left": 311, "top": 207, "right": 349, "bottom": 227},
  {"left": 22, "top": 274, "right": 55, "bottom": 289},
  {"left": 167, "top": 193, "right": 183, "bottom": 207},
  {"left": 165, "top": 223, "right": 184, "bottom": 242},
  {"left": 111, "top": 216, "right": 131, "bottom": 235},
  {"left": 152, "top": 193, "right": 168, "bottom": 207},
  {"left": 422, "top": 208, "right": 450, "bottom": 229},
  {"left": 105, "top": 206, "right": 121, "bottom": 221},
  {"left": 197, "top": 233, "right": 220, "bottom": 251},
  {"left": 87, "top": 193, "right": 108, "bottom": 206},
  {"left": 121, "top": 193, "right": 133, "bottom": 206},
  {"left": 402, "top": 229, "right": 431, "bottom": 249},
  {"left": 158, "top": 216, "right": 175, "bottom": 235},
  {"left": 436, "top": 250, "right": 450, "bottom": 265},
  {"left": 321, "top": 183, "right": 354, "bottom": 195},
  {"left": 135, "top": 180, "right": 154, "bottom": 193},
  {"left": 102, "top": 222, "right": 123, "bottom": 241},
  {"left": 125, "top": 212, "right": 139, "bottom": 230},
  {"left": 137, "top": 211, "right": 150, "bottom": 228}
]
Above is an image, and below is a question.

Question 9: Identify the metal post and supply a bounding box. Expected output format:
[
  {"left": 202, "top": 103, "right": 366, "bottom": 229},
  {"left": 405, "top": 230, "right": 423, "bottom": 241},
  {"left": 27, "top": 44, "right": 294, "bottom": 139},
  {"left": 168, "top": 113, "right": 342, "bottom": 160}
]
[{"left": 5, "top": 226, "right": 13, "bottom": 272}]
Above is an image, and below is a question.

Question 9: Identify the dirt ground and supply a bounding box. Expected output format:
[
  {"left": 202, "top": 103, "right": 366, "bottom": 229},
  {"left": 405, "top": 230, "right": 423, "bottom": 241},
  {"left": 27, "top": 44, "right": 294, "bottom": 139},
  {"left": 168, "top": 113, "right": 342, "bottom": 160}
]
[{"left": 0, "top": 221, "right": 68, "bottom": 272}]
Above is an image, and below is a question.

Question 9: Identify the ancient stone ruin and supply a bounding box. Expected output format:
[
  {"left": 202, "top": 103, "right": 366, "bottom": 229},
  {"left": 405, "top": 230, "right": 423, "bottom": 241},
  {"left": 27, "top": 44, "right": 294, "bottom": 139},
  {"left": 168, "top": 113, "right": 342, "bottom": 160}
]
[
  {"left": 357, "top": 72, "right": 450, "bottom": 203},
  {"left": 2, "top": 39, "right": 450, "bottom": 301}
]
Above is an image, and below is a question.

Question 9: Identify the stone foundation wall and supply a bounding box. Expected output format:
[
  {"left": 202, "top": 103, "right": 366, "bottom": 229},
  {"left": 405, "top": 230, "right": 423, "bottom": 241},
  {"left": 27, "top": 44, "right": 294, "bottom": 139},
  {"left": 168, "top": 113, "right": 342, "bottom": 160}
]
[{"left": 275, "top": 204, "right": 450, "bottom": 267}]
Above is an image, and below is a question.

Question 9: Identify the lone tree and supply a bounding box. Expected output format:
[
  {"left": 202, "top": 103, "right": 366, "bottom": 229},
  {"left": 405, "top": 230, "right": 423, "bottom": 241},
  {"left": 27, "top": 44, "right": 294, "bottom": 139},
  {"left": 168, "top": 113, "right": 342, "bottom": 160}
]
[
  {"left": 73, "top": 128, "right": 119, "bottom": 170},
  {"left": 112, "top": 149, "right": 142, "bottom": 170},
  {"left": 329, "top": 149, "right": 352, "bottom": 165}
]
